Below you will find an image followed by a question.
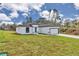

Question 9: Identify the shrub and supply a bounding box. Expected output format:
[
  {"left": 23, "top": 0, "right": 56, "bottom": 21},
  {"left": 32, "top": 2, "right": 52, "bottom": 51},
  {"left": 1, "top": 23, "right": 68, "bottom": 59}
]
[
  {"left": 60, "top": 28, "right": 67, "bottom": 33},
  {"left": 65, "top": 29, "right": 76, "bottom": 34},
  {"left": 71, "top": 29, "right": 79, "bottom": 35}
]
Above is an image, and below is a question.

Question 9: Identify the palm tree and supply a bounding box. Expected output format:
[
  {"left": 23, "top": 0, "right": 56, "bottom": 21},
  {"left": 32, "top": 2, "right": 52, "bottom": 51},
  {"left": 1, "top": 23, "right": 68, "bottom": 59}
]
[
  {"left": 27, "top": 16, "right": 32, "bottom": 23},
  {"left": 48, "top": 9, "right": 59, "bottom": 26},
  {"left": 53, "top": 9, "right": 59, "bottom": 26},
  {"left": 48, "top": 9, "right": 52, "bottom": 21}
]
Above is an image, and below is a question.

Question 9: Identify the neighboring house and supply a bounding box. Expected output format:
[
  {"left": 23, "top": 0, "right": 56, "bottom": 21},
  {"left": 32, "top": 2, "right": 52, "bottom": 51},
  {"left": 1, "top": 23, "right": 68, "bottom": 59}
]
[
  {"left": 16, "top": 24, "right": 59, "bottom": 35},
  {"left": 0, "top": 21, "right": 14, "bottom": 30}
]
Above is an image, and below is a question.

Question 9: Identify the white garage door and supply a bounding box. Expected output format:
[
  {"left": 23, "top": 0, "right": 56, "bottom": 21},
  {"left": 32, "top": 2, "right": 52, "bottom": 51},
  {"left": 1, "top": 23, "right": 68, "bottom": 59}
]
[{"left": 50, "top": 28, "right": 58, "bottom": 35}]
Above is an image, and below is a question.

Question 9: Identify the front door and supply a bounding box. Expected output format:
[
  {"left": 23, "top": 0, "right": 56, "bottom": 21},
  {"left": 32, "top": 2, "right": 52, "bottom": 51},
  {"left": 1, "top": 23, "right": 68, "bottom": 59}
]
[
  {"left": 35, "top": 27, "right": 37, "bottom": 33},
  {"left": 26, "top": 27, "right": 29, "bottom": 33}
]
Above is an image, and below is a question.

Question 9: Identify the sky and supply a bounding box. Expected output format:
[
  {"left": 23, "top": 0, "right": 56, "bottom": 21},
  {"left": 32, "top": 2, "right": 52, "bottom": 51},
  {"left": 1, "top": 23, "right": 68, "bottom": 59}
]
[{"left": 0, "top": 3, "right": 79, "bottom": 24}]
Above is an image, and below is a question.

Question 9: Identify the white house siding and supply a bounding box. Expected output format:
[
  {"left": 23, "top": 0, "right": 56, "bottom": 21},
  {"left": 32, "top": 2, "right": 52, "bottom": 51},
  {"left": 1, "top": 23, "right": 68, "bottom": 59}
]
[
  {"left": 32, "top": 25, "right": 39, "bottom": 34},
  {"left": 29, "top": 27, "right": 33, "bottom": 34},
  {"left": 39, "top": 27, "right": 50, "bottom": 34},
  {"left": 16, "top": 27, "right": 26, "bottom": 34},
  {"left": 50, "top": 28, "right": 58, "bottom": 35},
  {"left": 32, "top": 27, "right": 38, "bottom": 34},
  {"left": 16, "top": 27, "right": 32, "bottom": 34},
  {"left": 38, "top": 27, "right": 59, "bottom": 35},
  {"left": 16, "top": 25, "right": 39, "bottom": 34},
  {"left": 29, "top": 27, "right": 38, "bottom": 34},
  {"left": 16, "top": 25, "right": 59, "bottom": 35}
]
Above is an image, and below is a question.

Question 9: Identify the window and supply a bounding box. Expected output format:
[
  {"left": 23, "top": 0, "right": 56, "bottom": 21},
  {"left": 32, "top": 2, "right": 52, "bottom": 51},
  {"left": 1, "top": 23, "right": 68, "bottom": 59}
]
[
  {"left": 26, "top": 27, "right": 29, "bottom": 33},
  {"left": 35, "top": 27, "right": 37, "bottom": 33}
]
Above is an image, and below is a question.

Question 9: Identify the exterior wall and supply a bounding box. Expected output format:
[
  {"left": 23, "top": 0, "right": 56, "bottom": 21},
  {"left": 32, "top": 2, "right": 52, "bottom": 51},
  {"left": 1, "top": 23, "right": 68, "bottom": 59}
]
[
  {"left": 16, "top": 27, "right": 26, "bottom": 34},
  {"left": 38, "top": 27, "right": 59, "bottom": 35},
  {"left": 38, "top": 27, "right": 50, "bottom": 34},
  {"left": 16, "top": 25, "right": 59, "bottom": 35},
  {"left": 49, "top": 28, "right": 58, "bottom": 35},
  {"left": 32, "top": 25, "right": 38, "bottom": 34},
  {"left": 16, "top": 27, "right": 33, "bottom": 34},
  {"left": 16, "top": 25, "right": 38, "bottom": 34}
]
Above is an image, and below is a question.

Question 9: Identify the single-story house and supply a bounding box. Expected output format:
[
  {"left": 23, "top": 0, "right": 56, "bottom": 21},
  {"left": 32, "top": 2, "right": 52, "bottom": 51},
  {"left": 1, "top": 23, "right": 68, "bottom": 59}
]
[{"left": 16, "top": 24, "right": 59, "bottom": 35}]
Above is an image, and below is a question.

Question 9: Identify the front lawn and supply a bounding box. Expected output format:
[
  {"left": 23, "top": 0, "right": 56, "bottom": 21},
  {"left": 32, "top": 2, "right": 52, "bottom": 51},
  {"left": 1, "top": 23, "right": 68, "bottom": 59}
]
[{"left": 0, "top": 30, "right": 79, "bottom": 56}]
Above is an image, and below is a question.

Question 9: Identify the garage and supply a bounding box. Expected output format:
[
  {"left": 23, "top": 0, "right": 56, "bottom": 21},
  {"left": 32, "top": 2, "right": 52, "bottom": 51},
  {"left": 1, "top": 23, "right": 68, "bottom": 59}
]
[
  {"left": 49, "top": 28, "right": 59, "bottom": 35},
  {"left": 38, "top": 26, "right": 59, "bottom": 35}
]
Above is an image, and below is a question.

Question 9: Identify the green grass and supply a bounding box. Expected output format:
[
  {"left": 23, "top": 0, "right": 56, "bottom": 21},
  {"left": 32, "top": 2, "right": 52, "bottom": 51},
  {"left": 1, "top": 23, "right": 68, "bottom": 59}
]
[{"left": 0, "top": 30, "right": 79, "bottom": 56}]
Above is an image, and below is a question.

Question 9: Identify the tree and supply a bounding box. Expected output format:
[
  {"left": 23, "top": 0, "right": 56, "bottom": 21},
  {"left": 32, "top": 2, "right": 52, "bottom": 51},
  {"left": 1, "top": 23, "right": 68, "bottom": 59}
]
[
  {"left": 56, "top": 16, "right": 62, "bottom": 26},
  {"left": 64, "top": 19, "right": 71, "bottom": 28},
  {"left": 72, "top": 19, "right": 79, "bottom": 28},
  {"left": 48, "top": 9, "right": 60, "bottom": 26},
  {"left": 48, "top": 9, "right": 52, "bottom": 20},
  {"left": 35, "top": 17, "right": 51, "bottom": 25},
  {"left": 27, "top": 16, "right": 32, "bottom": 23},
  {"left": 53, "top": 9, "right": 59, "bottom": 26}
]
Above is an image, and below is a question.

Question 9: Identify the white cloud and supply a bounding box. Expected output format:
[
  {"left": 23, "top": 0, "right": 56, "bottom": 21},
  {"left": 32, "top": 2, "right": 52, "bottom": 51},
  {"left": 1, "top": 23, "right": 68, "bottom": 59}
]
[
  {"left": 9, "top": 11, "right": 19, "bottom": 18},
  {"left": 66, "top": 18, "right": 74, "bottom": 21},
  {"left": 0, "top": 21, "right": 14, "bottom": 25},
  {"left": 73, "top": 3, "right": 79, "bottom": 9},
  {"left": 40, "top": 10, "right": 49, "bottom": 20},
  {"left": 62, "top": 17, "right": 74, "bottom": 24},
  {"left": 63, "top": 18, "right": 74, "bottom": 24},
  {"left": 29, "top": 3, "right": 44, "bottom": 11},
  {"left": 59, "top": 14, "right": 64, "bottom": 17},
  {"left": 74, "top": 14, "right": 79, "bottom": 17},
  {"left": 74, "top": 14, "right": 79, "bottom": 20},
  {"left": 74, "top": 15, "right": 79, "bottom": 21},
  {"left": 0, "top": 3, "right": 45, "bottom": 18},
  {"left": 1, "top": 3, "right": 44, "bottom": 12},
  {"left": 1, "top": 3, "right": 29, "bottom": 12},
  {"left": 40, "top": 10, "right": 61, "bottom": 21},
  {"left": 22, "top": 13, "right": 28, "bottom": 17},
  {"left": 0, "top": 13, "right": 11, "bottom": 21},
  {"left": 75, "top": 16, "right": 79, "bottom": 20},
  {"left": 16, "top": 22, "right": 22, "bottom": 25}
]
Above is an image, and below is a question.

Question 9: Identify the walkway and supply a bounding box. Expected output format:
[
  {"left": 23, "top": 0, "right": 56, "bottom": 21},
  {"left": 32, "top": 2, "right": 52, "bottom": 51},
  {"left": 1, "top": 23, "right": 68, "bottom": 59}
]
[{"left": 58, "top": 34, "right": 79, "bottom": 39}]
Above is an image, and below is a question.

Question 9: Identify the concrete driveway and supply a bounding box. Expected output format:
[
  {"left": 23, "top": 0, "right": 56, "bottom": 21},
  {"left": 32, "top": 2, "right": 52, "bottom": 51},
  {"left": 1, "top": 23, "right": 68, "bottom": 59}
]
[{"left": 58, "top": 34, "right": 79, "bottom": 39}]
